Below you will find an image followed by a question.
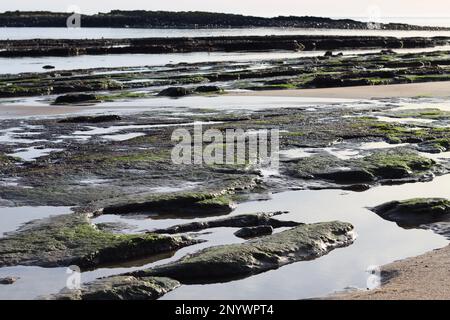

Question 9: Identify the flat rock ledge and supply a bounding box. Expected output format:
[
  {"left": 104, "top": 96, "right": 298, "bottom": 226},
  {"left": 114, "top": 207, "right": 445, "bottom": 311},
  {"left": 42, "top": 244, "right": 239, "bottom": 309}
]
[
  {"left": 372, "top": 198, "right": 450, "bottom": 228},
  {"left": 134, "top": 221, "right": 355, "bottom": 284},
  {"left": 44, "top": 276, "right": 180, "bottom": 300},
  {"left": 152, "top": 211, "right": 301, "bottom": 234},
  {"left": 0, "top": 213, "right": 199, "bottom": 269},
  {"left": 46, "top": 221, "right": 354, "bottom": 300}
]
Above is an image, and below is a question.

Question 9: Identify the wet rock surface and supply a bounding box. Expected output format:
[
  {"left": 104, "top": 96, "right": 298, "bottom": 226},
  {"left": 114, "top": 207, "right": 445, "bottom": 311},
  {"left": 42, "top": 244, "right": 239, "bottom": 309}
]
[
  {"left": 133, "top": 221, "right": 354, "bottom": 284},
  {"left": 2, "top": 50, "right": 450, "bottom": 100},
  {"left": 0, "top": 277, "right": 19, "bottom": 285},
  {"left": 1, "top": 35, "right": 448, "bottom": 58},
  {"left": 1, "top": 11, "right": 447, "bottom": 30},
  {"left": 45, "top": 276, "right": 179, "bottom": 300},
  {"left": 234, "top": 225, "right": 274, "bottom": 239},
  {"left": 0, "top": 42, "right": 449, "bottom": 300},
  {"left": 372, "top": 198, "right": 450, "bottom": 228},
  {"left": 152, "top": 212, "right": 300, "bottom": 234},
  {"left": 54, "top": 94, "right": 100, "bottom": 105},
  {"left": 0, "top": 213, "right": 200, "bottom": 268},
  {"left": 58, "top": 115, "right": 122, "bottom": 124}
]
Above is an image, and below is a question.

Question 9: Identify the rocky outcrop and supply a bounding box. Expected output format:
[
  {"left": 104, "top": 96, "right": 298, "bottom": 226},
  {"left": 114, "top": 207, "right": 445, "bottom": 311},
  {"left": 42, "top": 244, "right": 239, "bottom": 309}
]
[
  {"left": 286, "top": 149, "right": 438, "bottom": 185},
  {"left": 0, "top": 213, "right": 199, "bottom": 268},
  {"left": 45, "top": 276, "right": 179, "bottom": 300},
  {"left": 234, "top": 226, "right": 274, "bottom": 239},
  {"left": 195, "top": 85, "right": 223, "bottom": 93},
  {"left": 0, "top": 11, "right": 448, "bottom": 30},
  {"left": 58, "top": 115, "right": 122, "bottom": 124},
  {"left": 0, "top": 277, "right": 18, "bottom": 285},
  {"left": 157, "top": 87, "right": 192, "bottom": 97},
  {"left": 99, "top": 193, "right": 236, "bottom": 218},
  {"left": 54, "top": 94, "right": 99, "bottom": 105},
  {"left": 133, "top": 221, "right": 355, "bottom": 284},
  {"left": 372, "top": 198, "right": 450, "bottom": 228},
  {"left": 152, "top": 212, "right": 300, "bottom": 234},
  {"left": 1, "top": 35, "right": 447, "bottom": 58}
]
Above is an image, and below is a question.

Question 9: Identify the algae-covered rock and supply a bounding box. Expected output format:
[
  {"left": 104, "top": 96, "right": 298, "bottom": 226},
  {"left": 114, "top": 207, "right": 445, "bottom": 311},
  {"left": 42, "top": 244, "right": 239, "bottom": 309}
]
[
  {"left": 287, "top": 148, "right": 437, "bottom": 184},
  {"left": 100, "top": 192, "right": 236, "bottom": 218},
  {"left": 58, "top": 115, "right": 122, "bottom": 124},
  {"left": 234, "top": 225, "right": 274, "bottom": 239},
  {"left": 0, "top": 213, "right": 199, "bottom": 268},
  {"left": 54, "top": 94, "right": 99, "bottom": 105},
  {"left": 372, "top": 198, "right": 450, "bottom": 227},
  {"left": 45, "top": 276, "right": 179, "bottom": 300},
  {"left": 158, "top": 87, "right": 191, "bottom": 97},
  {"left": 134, "top": 221, "right": 354, "bottom": 284},
  {"left": 152, "top": 212, "right": 300, "bottom": 234}
]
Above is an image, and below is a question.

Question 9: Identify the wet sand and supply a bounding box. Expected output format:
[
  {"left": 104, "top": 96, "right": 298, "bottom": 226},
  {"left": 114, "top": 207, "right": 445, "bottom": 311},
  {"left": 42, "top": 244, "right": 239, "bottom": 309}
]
[
  {"left": 333, "top": 244, "right": 450, "bottom": 300},
  {"left": 1, "top": 81, "right": 450, "bottom": 119},
  {"left": 237, "top": 81, "right": 450, "bottom": 99}
]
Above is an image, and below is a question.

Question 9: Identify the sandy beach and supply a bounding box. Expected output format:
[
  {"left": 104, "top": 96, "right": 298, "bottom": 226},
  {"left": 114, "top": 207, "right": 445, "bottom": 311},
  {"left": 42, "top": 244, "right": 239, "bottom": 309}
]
[
  {"left": 237, "top": 81, "right": 450, "bottom": 99},
  {"left": 333, "top": 244, "right": 450, "bottom": 300}
]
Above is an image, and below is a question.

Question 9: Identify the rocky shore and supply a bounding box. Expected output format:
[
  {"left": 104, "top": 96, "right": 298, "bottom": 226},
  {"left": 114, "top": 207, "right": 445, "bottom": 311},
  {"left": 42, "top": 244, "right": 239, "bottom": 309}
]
[
  {"left": 1, "top": 11, "right": 448, "bottom": 30},
  {"left": 1, "top": 35, "right": 448, "bottom": 57},
  {"left": 1, "top": 49, "right": 450, "bottom": 99},
  {"left": 0, "top": 33, "right": 450, "bottom": 300}
]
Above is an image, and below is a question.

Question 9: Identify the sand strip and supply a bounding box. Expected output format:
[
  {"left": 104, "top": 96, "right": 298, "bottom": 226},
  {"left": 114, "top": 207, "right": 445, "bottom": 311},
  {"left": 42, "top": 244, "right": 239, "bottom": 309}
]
[
  {"left": 332, "top": 244, "right": 450, "bottom": 300},
  {"left": 236, "top": 81, "right": 450, "bottom": 99}
]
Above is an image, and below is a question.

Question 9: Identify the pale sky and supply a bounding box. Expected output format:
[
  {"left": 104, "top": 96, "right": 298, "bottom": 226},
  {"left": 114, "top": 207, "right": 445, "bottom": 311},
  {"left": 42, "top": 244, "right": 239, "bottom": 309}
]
[{"left": 1, "top": 0, "right": 449, "bottom": 19}]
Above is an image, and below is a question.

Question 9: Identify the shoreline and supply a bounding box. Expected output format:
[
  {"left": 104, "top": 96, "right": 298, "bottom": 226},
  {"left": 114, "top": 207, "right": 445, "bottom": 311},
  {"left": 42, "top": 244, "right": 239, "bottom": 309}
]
[
  {"left": 1, "top": 81, "right": 450, "bottom": 119},
  {"left": 234, "top": 81, "right": 450, "bottom": 99},
  {"left": 332, "top": 244, "right": 450, "bottom": 300}
]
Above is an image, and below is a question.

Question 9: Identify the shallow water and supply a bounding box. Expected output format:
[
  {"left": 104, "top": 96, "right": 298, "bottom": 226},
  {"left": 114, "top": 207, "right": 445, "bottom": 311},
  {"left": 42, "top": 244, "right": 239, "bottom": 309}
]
[
  {"left": 8, "top": 146, "right": 63, "bottom": 162},
  {"left": 0, "top": 96, "right": 449, "bottom": 299},
  {"left": 0, "top": 206, "right": 71, "bottom": 238},
  {"left": 2, "top": 27, "right": 450, "bottom": 40},
  {"left": 161, "top": 174, "right": 450, "bottom": 300},
  {"left": 3, "top": 45, "right": 450, "bottom": 75}
]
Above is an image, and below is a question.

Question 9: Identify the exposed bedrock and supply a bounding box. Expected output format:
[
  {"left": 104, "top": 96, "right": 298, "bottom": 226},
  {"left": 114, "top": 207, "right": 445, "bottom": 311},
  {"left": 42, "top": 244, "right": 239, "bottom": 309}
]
[
  {"left": 132, "top": 221, "right": 355, "bottom": 284},
  {"left": 1, "top": 35, "right": 448, "bottom": 57},
  {"left": 0, "top": 213, "right": 200, "bottom": 269},
  {"left": 152, "top": 211, "right": 301, "bottom": 234}
]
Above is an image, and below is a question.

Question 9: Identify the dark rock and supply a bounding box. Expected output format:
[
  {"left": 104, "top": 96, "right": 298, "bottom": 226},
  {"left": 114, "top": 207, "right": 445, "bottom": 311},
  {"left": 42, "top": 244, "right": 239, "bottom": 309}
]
[
  {"left": 42, "top": 65, "right": 55, "bottom": 70},
  {"left": 157, "top": 87, "right": 191, "bottom": 97},
  {"left": 0, "top": 277, "right": 18, "bottom": 285},
  {"left": 380, "top": 49, "right": 396, "bottom": 55},
  {"left": 234, "top": 225, "right": 274, "bottom": 239},
  {"left": 372, "top": 198, "right": 450, "bottom": 228},
  {"left": 324, "top": 51, "right": 333, "bottom": 57},
  {"left": 54, "top": 94, "right": 99, "bottom": 105},
  {"left": 58, "top": 115, "right": 122, "bottom": 124},
  {"left": 316, "top": 168, "right": 375, "bottom": 183},
  {"left": 44, "top": 276, "right": 179, "bottom": 300},
  {"left": 152, "top": 212, "right": 300, "bottom": 234},
  {"left": 100, "top": 193, "right": 236, "bottom": 218},
  {"left": 342, "top": 184, "right": 372, "bottom": 192},
  {"left": 134, "top": 221, "right": 354, "bottom": 284},
  {"left": 0, "top": 213, "right": 199, "bottom": 268},
  {"left": 287, "top": 149, "right": 438, "bottom": 185},
  {"left": 195, "top": 85, "right": 223, "bottom": 93}
]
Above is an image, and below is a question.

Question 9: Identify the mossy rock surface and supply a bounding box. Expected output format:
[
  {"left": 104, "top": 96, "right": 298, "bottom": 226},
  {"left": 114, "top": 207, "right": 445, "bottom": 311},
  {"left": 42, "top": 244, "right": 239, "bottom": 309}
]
[
  {"left": 135, "top": 221, "right": 354, "bottom": 284},
  {"left": 46, "top": 276, "right": 179, "bottom": 300},
  {"left": 0, "top": 213, "right": 198, "bottom": 268},
  {"left": 101, "top": 192, "right": 236, "bottom": 217},
  {"left": 372, "top": 198, "right": 450, "bottom": 228},
  {"left": 287, "top": 148, "right": 437, "bottom": 183}
]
